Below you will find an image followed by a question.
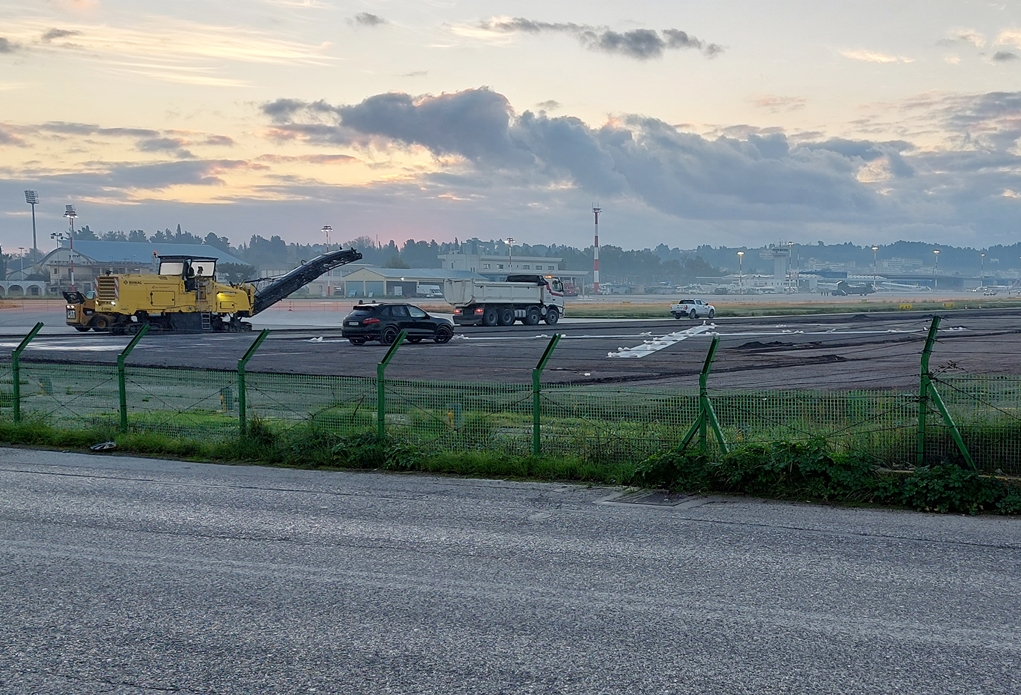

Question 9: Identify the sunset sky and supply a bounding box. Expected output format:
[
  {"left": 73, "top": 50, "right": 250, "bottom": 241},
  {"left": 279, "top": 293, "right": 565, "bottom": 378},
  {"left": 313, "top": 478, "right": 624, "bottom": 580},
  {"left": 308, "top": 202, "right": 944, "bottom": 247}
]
[{"left": 1, "top": 0, "right": 1020, "bottom": 252}]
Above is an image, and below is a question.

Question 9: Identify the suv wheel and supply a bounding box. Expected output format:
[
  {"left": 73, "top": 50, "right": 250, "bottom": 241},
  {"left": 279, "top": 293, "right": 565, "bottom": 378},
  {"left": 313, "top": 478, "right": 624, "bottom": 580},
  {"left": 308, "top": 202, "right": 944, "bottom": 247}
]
[
  {"left": 689, "top": 309, "right": 697, "bottom": 319},
  {"left": 434, "top": 325, "right": 453, "bottom": 344},
  {"left": 349, "top": 337, "right": 366, "bottom": 346},
  {"left": 380, "top": 325, "right": 400, "bottom": 345},
  {"left": 708, "top": 308, "right": 715, "bottom": 319}
]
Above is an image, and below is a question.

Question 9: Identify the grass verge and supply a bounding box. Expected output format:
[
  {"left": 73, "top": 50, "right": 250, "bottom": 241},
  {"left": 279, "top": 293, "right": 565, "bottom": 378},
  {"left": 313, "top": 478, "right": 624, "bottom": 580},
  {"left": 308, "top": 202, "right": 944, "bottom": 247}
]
[{"left": 1, "top": 419, "right": 1016, "bottom": 514}]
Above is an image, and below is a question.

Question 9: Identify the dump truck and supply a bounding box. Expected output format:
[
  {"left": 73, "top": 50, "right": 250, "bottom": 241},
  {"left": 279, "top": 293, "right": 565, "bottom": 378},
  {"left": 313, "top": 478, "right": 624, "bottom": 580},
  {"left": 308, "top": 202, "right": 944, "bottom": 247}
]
[
  {"left": 444, "top": 274, "right": 565, "bottom": 326},
  {"left": 63, "top": 247, "right": 362, "bottom": 334}
]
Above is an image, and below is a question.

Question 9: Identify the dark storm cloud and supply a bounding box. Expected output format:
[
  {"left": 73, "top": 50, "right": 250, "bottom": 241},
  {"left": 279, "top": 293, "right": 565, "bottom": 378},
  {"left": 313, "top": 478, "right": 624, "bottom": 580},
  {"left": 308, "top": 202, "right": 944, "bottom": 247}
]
[
  {"left": 260, "top": 88, "right": 891, "bottom": 223},
  {"left": 351, "top": 13, "right": 387, "bottom": 27},
  {"left": 992, "top": 51, "right": 1019, "bottom": 62},
  {"left": 41, "top": 28, "right": 81, "bottom": 42},
  {"left": 0, "top": 37, "right": 21, "bottom": 53},
  {"left": 477, "top": 17, "right": 722, "bottom": 59}
]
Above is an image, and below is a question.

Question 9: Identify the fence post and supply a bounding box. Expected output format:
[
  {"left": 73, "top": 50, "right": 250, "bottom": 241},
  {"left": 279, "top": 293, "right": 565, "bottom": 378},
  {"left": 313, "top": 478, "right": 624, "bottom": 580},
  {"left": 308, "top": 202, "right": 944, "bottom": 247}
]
[
  {"left": 916, "top": 316, "right": 976, "bottom": 470},
  {"left": 917, "top": 317, "right": 939, "bottom": 465},
  {"left": 11, "top": 322, "right": 44, "bottom": 424},
  {"left": 237, "top": 329, "right": 270, "bottom": 436},
  {"left": 118, "top": 324, "right": 150, "bottom": 432},
  {"left": 532, "top": 334, "right": 562, "bottom": 456},
  {"left": 679, "top": 336, "right": 728, "bottom": 455},
  {"left": 376, "top": 330, "right": 407, "bottom": 441}
]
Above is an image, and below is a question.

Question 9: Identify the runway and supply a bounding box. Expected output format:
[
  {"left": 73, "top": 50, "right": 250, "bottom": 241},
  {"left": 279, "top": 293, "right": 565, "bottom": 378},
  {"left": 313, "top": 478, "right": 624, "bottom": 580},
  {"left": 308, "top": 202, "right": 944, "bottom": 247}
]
[{"left": 8, "top": 306, "right": 1021, "bottom": 391}]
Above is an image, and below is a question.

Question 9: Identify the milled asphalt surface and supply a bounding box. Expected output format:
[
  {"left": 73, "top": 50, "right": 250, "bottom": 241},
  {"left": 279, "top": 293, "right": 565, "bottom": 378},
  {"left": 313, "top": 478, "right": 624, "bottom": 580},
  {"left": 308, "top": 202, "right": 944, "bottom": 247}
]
[
  {"left": 4, "top": 305, "right": 1021, "bottom": 390},
  {"left": 1, "top": 448, "right": 1019, "bottom": 694}
]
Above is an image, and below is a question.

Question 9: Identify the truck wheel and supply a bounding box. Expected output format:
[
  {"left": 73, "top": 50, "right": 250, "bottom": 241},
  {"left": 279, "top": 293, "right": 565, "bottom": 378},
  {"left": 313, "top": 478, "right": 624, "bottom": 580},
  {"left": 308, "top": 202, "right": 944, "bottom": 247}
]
[
  {"left": 524, "top": 307, "right": 541, "bottom": 325},
  {"left": 544, "top": 307, "right": 560, "bottom": 325},
  {"left": 380, "top": 325, "right": 399, "bottom": 345},
  {"left": 75, "top": 326, "right": 90, "bottom": 332},
  {"left": 125, "top": 323, "right": 140, "bottom": 335},
  {"left": 482, "top": 307, "right": 499, "bottom": 327},
  {"left": 689, "top": 309, "right": 697, "bottom": 319},
  {"left": 93, "top": 316, "right": 109, "bottom": 331},
  {"left": 708, "top": 309, "right": 715, "bottom": 319},
  {"left": 498, "top": 307, "right": 515, "bottom": 326}
]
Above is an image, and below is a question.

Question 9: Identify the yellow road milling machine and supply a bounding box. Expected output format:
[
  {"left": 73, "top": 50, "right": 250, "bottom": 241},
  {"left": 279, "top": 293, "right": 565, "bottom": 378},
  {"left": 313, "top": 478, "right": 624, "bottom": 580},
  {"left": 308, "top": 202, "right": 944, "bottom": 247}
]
[{"left": 63, "top": 247, "right": 362, "bottom": 334}]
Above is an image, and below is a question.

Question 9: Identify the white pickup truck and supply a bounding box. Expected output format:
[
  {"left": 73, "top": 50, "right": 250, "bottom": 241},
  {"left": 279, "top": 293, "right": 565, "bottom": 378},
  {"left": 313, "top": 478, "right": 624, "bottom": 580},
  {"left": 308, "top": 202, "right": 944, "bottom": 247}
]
[
  {"left": 670, "top": 298, "right": 715, "bottom": 319},
  {"left": 444, "top": 274, "right": 565, "bottom": 326}
]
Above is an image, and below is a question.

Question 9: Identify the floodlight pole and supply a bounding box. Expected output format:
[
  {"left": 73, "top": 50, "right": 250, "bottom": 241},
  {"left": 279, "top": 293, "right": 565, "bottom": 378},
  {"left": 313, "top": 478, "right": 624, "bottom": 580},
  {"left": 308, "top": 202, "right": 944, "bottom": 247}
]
[
  {"left": 24, "top": 190, "right": 38, "bottom": 254},
  {"left": 64, "top": 205, "right": 77, "bottom": 290}
]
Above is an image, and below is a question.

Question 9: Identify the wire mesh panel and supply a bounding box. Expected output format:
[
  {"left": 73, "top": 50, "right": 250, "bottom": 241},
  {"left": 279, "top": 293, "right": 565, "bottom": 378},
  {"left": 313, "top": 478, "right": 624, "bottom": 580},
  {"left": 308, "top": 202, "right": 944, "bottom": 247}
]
[
  {"left": 541, "top": 383, "right": 699, "bottom": 462},
  {"left": 245, "top": 372, "right": 377, "bottom": 436},
  {"left": 384, "top": 379, "right": 533, "bottom": 453},
  {"left": 0, "top": 358, "right": 12, "bottom": 419},
  {"left": 928, "top": 375, "right": 1021, "bottom": 474},
  {"left": 18, "top": 361, "right": 121, "bottom": 430},
  {"left": 712, "top": 389, "right": 918, "bottom": 462},
  {"left": 123, "top": 366, "right": 238, "bottom": 439}
]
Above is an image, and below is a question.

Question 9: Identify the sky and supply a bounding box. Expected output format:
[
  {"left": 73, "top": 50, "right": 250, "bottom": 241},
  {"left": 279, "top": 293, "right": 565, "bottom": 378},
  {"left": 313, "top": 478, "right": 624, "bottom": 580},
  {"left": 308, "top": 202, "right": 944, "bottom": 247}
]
[{"left": 1, "top": 0, "right": 1020, "bottom": 253}]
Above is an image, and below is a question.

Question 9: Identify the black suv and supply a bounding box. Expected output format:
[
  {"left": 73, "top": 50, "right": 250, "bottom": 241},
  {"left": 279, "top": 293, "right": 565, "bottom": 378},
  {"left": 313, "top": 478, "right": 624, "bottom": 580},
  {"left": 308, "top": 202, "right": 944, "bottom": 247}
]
[{"left": 341, "top": 303, "right": 455, "bottom": 346}]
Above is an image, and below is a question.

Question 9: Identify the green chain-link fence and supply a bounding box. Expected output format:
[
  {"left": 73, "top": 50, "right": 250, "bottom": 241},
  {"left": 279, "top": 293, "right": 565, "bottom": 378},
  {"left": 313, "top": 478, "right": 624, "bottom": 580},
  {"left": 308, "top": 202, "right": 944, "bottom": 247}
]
[{"left": 3, "top": 362, "right": 1021, "bottom": 473}]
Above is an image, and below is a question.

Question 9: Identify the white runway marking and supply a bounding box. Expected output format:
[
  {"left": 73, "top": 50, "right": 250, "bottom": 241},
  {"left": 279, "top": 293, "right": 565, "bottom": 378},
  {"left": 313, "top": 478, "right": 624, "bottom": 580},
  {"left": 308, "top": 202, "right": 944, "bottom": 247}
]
[
  {"left": 608, "top": 324, "right": 713, "bottom": 358},
  {"left": 0, "top": 341, "right": 128, "bottom": 352}
]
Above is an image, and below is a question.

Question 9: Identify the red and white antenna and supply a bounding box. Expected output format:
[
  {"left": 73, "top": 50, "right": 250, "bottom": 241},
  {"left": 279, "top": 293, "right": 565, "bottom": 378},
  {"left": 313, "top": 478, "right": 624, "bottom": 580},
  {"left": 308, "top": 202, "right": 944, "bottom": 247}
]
[{"left": 592, "top": 204, "right": 601, "bottom": 295}]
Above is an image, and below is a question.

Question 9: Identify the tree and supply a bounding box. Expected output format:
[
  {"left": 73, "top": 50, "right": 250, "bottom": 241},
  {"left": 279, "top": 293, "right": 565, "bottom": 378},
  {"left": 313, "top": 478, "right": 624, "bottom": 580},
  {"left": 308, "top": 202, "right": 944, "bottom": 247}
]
[
  {"left": 204, "top": 232, "right": 232, "bottom": 254},
  {"left": 101, "top": 230, "right": 128, "bottom": 242},
  {"left": 128, "top": 229, "right": 148, "bottom": 242},
  {"left": 217, "top": 262, "right": 256, "bottom": 284},
  {"left": 383, "top": 256, "right": 410, "bottom": 269}
]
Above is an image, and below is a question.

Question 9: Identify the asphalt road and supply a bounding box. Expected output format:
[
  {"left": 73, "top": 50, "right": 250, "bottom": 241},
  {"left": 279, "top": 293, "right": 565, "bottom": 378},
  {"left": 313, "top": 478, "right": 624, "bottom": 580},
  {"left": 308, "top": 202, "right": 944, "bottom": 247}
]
[
  {"left": 1, "top": 449, "right": 1018, "bottom": 694},
  {"left": 6, "top": 307, "right": 1021, "bottom": 390}
]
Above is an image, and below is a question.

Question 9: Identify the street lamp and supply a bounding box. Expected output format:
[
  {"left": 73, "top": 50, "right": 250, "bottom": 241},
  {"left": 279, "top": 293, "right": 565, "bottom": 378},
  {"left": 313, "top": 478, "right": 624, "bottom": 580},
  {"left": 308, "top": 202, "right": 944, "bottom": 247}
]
[
  {"left": 506, "top": 237, "right": 514, "bottom": 272},
  {"left": 871, "top": 245, "right": 878, "bottom": 290},
  {"left": 24, "top": 190, "right": 38, "bottom": 255},
  {"left": 17, "top": 247, "right": 25, "bottom": 279},
  {"left": 933, "top": 249, "right": 940, "bottom": 291},
  {"left": 737, "top": 251, "right": 744, "bottom": 290},
  {"left": 321, "top": 225, "right": 332, "bottom": 252},
  {"left": 980, "top": 252, "right": 985, "bottom": 288},
  {"left": 63, "top": 204, "right": 77, "bottom": 290}
]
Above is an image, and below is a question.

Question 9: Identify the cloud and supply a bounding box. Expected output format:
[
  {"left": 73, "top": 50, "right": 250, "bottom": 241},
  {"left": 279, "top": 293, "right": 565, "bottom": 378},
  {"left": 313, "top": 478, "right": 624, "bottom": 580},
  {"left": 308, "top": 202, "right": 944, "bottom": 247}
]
[
  {"left": 0, "top": 128, "right": 26, "bottom": 146},
  {"left": 257, "top": 154, "right": 356, "bottom": 164},
  {"left": 0, "top": 37, "right": 21, "bottom": 53},
  {"left": 840, "top": 49, "right": 913, "bottom": 64},
  {"left": 41, "top": 28, "right": 82, "bottom": 42},
  {"left": 996, "top": 29, "right": 1021, "bottom": 49},
  {"left": 403, "top": 70, "right": 428, "bottom": 77},
  {"left": 752, "top": 95, "right": 807, "bottom": 113},
  {"left": 260, "top": 88, "right": 896, "bottom": 223},
  {"left": 204, "top": 135, "right": 235, "bottom": 147},
  {"left": 469, "top": 17, "right": 722, "bottom": 59},
  {"left": 136, "top": 137, "right": 195, "bottom": 158},
  {"left": 940, "top": 29, "right": 985, "bottom": 48},
  {"left": 992, "top": 51, "right": 1019, "bottom": 62},
  {"left": 536, "top": 100, "right": 561, "bottom": 111},
  {"left": 351, "top": 13, "right": 387, "bottom": 27}
]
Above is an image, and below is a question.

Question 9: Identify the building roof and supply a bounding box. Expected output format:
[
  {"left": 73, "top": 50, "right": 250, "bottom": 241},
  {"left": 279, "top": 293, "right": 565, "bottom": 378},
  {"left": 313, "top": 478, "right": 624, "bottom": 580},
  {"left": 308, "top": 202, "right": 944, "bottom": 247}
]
[{"left": 56, "top": 241, "right": 247, "bottom": 266}]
